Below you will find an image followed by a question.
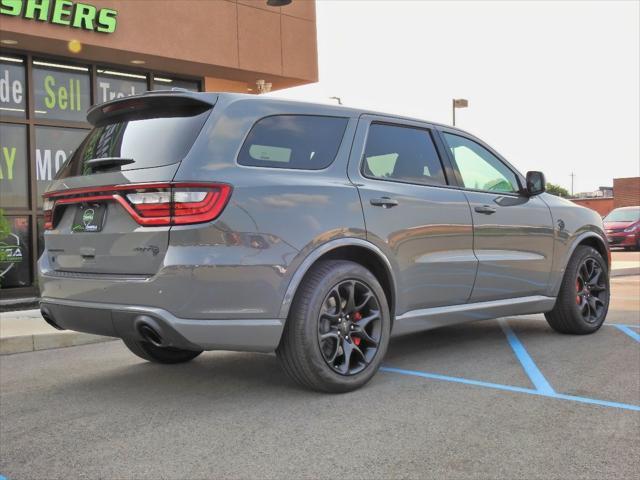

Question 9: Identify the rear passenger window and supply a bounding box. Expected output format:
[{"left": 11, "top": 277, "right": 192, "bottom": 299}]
[
  {"left": 362, "top": 123, "right": 446, "bottom": 186},
  {"left": 238, "top": 115, "right": 349, "bottom": 170}
]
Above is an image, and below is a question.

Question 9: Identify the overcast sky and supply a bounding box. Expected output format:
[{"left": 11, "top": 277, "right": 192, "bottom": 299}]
[{"left": 270, "top": 0, "right": 640, "bottom": 194}]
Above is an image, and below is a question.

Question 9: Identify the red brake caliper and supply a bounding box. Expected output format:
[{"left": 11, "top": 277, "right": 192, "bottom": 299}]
[
  {"left": 576, "top": 279, "right": 581, "bottom": 305},
  {"left": 352, "top": 312, "right": 362, "bottom": 346}
]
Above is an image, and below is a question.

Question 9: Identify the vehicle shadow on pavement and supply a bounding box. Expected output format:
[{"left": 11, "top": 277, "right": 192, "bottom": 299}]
[
  {"left": 37, "top": 315, "right": 631, "bottom": 404},
  {"left": 385, "top": 316, "right": 552, "bottom": 362},
  {"left": 43, "top": 348, "right": 313, "bottom": 402},
  {"left": 33, "top": 318, "right": 544, "bottom": 397}
]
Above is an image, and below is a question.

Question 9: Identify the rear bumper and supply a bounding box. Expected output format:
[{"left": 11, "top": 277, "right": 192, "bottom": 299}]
[{"left": 40, "top": 298, "right": 284, "bottom": 353}]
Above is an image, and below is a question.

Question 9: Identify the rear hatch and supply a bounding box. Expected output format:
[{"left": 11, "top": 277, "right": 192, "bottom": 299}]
[{"left": 42, "top": 93, "right": 217, "bottom": 275}]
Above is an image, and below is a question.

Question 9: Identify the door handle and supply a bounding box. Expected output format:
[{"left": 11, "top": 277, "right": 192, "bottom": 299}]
[
  {"left": 370, "top": 197, "right": 399, "bottom": 208},
  {"left": 474, "top": 205, "right": 497, "bottom": 215}
]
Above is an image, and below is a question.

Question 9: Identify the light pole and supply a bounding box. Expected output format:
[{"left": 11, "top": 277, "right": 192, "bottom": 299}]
[
  {"left": 330, "top": 96, "right": 342, "bottom": 105},
  {"left": 452, "top": 98, "right": 468, "bottom": 126},
  {"left": 570, "top": 172, "right": 576, "bottom": 197}
]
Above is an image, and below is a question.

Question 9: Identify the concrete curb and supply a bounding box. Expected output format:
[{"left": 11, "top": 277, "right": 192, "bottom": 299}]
[
  {"left": 611, "top": 267, "right": 640, "bottom": 277},
  {"left": 0, "top": 332, "right": 117, "bottom": 356}
]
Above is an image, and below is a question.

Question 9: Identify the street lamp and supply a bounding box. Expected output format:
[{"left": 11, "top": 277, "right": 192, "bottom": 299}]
[
  {"left": 452, "top": 98, "right": 468, "bottom": 126},
  {"left": 329, "top": 96, "right": 342, "bottom": 105}
]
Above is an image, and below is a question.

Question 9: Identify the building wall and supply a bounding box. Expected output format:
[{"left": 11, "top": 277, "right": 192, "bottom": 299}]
[
  {"left": 571, "top": 198, "right": 615, "bottom": 217},
  {"left": 0, "top": 0, "right": 318, "bottom": 92},
  {"left": 614, "top": 177, "right": 640, "bottom": 208}
]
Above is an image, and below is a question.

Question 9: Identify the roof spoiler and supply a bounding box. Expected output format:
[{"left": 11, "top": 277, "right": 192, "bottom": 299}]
[{"left": 87, "top": 92, "right": 217, "bottom": 126}]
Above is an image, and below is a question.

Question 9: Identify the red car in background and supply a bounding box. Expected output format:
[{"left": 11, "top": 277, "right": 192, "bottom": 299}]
[{"left": 603, "top": 206, "right": 640, "bottom": 250}]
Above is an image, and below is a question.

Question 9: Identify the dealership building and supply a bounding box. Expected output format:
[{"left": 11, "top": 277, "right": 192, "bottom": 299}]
[{"left": 0, "top": 0, "right": 318, "bottom": 298}]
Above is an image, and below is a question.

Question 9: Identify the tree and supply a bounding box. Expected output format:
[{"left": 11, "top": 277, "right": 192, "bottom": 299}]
[
  {"left": 0, "top": 209, "right": 11, "bottom": 288},
  {"left": 0, "top": 209, "right": 10, "bottom": 240},
  {"left": 546, "top": 182, "right": 570, "bottom": 198}
]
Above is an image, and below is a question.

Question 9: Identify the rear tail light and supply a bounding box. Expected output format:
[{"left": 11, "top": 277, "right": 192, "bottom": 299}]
[
  {"left": 43, "top": 198, "right": 54, "bottom": 230},
  {"left": 43, "top": 182, "right": 232, "bottom": 229}
]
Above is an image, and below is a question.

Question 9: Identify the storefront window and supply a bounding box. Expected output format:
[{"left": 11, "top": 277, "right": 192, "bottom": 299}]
[
  {"left": 0, "top": 56, "right": 26, "bottom": 118},
  {"left": 35, "top": 126, "right": 88, "bottom": 206},
  {"left": 96, "top": 69, "right": 147, "bottom": 104},
  {"left": 33, "top": 60, "right": 91, "bottom": 122},
  {"left": 0, "top": 215, "right": 31, "bottom": 288},
  {"left": 0, "top": 123, "right": 29, "bottom": 209},
  {"left": 153, "top": 76, "right": 200, "bottom": 92}
]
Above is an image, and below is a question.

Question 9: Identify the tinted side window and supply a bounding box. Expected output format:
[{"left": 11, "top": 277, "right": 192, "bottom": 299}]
[
  {"left": 362, "top": 123, "right": 446, "bottom": 186},
  {"left": 443, "top": 133, "right": 519, "bottom": 193},
  {"left": 238, "top": 115, "right": 348, "bottom": 170}
]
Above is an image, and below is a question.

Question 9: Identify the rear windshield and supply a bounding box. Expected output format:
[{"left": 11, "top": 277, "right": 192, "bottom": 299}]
[
  {"left": 604, "top": 208, "right": 640, "bottom": 222},
  {"left": 238, "top": 115, "right": 349, "bottom": 170},
  {"left": 56, "top": 100, "right": 211, "bottom": 178}
]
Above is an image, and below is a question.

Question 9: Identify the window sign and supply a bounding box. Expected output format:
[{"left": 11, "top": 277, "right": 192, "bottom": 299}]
[
  {"left": 0, "top": 215, "right": 31, "bottom": 289},
  {"left": 0, "top": 123, "right": 29, "bottom": 208},
  {"left": 153, "top": 76, "right": 200, "bottom": 92},
  {"left": 33, "top": 61, "right": 91, "bottom": 122},
  {"left": 0, "top": 56, "right": 26, "bottom": 117},
  {"left": 96, "top": 69, "right": 147, "bottom": 103},
  {"left": 35, "top": 126, "right": 88, "bottom": 206}
]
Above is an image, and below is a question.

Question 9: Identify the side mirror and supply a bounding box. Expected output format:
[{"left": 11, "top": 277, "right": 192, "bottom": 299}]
[{"left": 525, "top": 171, "right": 546, "bottom": 196}]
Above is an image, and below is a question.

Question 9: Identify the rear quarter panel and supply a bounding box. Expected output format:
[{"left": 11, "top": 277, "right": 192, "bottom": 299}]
[{"left": 168, "top": 98, "right": 365, "bottom": 320}]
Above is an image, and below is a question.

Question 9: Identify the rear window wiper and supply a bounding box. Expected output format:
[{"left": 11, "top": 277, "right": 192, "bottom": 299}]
[{"left": 85, "top": 157, "right": 135, "bottom": 172}]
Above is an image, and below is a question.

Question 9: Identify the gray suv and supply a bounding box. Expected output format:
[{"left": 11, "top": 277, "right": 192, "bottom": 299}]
[{"left": 39, "top": 92, "right": 610, "bottom": 392}]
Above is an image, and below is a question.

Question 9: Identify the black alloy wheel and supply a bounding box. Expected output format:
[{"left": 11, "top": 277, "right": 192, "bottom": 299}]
[
  {"left": 574, "top": 257, "right": 608, "bottom": 323},
  {"left": 317, "top": 280, "right": 382, "bottom": 375},
  {"left": 545, "top": 245, "right": 610, "bottom": 335}
]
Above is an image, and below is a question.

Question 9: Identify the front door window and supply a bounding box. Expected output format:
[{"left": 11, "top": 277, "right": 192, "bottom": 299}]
[{"left": 443, "top": 133, "right": 519, "bottom": 193}]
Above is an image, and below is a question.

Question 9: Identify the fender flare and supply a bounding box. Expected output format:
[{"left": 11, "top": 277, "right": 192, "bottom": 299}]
[
  {"left": 550, "top": 231, "right": 609, "bottom": 296},
  {"left": 566, "top": 231, "right": 609, "bottom": 267},
  {"left": 278, "top": 238, "right": 397, "bottom": 319}
]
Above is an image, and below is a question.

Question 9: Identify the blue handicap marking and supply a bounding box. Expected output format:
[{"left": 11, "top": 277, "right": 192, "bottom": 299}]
[
  {"left": 498, "top": 319, "right": 556, "bottom": 394},
  {"left": 381, "top": 319, "right": 640, "bottom": 412},
  {"left": 614, "top": 324, "right": 640, "bottom": 343}
]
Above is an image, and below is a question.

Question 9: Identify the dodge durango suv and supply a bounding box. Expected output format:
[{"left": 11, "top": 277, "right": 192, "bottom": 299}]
[{"left": 39, "top": 92, "right": 611, "bottom": 392}]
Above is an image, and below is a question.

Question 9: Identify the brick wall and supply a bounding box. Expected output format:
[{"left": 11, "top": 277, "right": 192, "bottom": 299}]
[
  {"left": 614, "top": 177, "right": 640, "bottom": 208},
  {"left": 571, "top": 198, "right": 615, "bottom": 216}
]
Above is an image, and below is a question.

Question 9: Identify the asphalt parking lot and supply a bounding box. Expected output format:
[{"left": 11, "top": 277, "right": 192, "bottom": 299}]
[{"left": 1, "top": 276, "right": 638, "bottom": 480}]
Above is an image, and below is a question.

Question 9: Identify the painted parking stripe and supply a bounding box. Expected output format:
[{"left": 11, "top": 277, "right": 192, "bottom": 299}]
[
  {"left": 380, "top": 367, "right": 540, "bottom": 395},
  {"left": 614, "top": 324, "right": 640, "bottom": 343},
  {"left": 498, "top": 319, "right": 556, "bottom": 394},
  {"left": 612, "top": 323, "right": 640, "bottom": 329},
  {"left": 382, "top": 318, "right": 640, "bottom": 412},
  {"left": 380, "top": 367, "right": 640, "bottom": 412}
]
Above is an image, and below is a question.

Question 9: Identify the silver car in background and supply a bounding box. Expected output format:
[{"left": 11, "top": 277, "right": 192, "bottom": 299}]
[{"left": 39, "top": 92, "right": 610, "bottom": 392}]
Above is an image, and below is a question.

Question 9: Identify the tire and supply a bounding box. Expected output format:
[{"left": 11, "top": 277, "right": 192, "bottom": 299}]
[
  {"left": 276, "top": 260, "right": 391, "bottom": 393},
  {"left": 122, "top": 338, "right": 203, "bottom": 364},
  {"left": 545, "top": 245, "right": 610, "bottom": 335}
]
